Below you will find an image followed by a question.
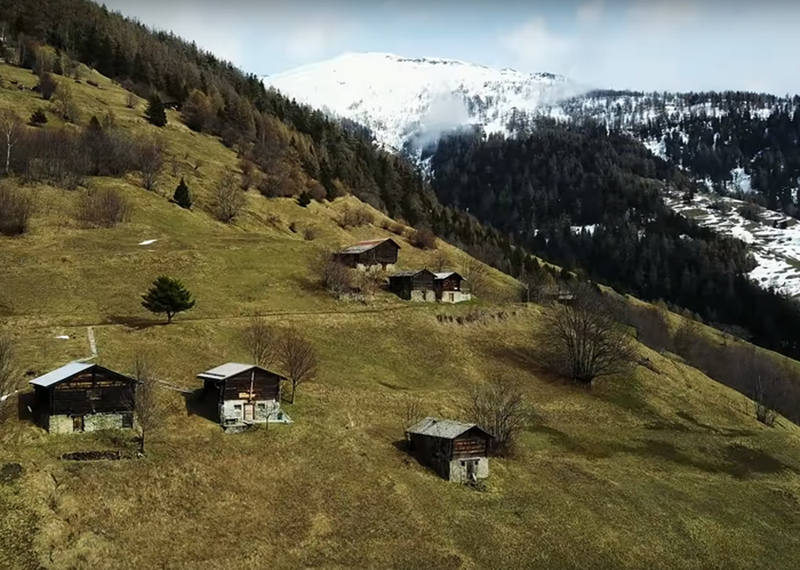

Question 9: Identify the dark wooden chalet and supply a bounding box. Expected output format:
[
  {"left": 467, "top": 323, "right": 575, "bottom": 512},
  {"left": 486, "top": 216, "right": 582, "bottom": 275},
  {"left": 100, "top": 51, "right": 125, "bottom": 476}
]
[
  {"left": 29, "top": 362, "right": 136, "bottom": 434},
  {"left": 333, "top": 238, "right": 400, "bottom": 270},
  {"left": 198, "top": 363, "right": 290, "bottom": 430},
  {"left": 405, "top": 417, "right": 493, "bottom": 483},
  {"left": 433, "top": 272, "right": 471, "bottom": 303},
  {"left": 389, "top": 269, "right": 436, "bottom": 301}
]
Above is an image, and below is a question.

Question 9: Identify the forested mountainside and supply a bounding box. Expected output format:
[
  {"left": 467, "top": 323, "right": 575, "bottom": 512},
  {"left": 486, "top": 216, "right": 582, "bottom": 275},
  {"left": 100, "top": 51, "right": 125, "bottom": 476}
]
[
  {"left": 0, "top": 0, "right": 534, "bottom": 277},
  {"left": 429, "top": 122, "right": 800, "bottom": 360},
  {"left": 511, "top": 90, "right": 800, "bottom": 216}
]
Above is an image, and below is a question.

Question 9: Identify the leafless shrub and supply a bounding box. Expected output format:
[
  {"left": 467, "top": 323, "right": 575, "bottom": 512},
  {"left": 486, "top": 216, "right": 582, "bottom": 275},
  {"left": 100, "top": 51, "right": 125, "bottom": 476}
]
[
  {"left": 280, "top": 327, "right": 318, "bottom": 404},
  {"left": 137, "top": 137, "right": 165, "bottom": 191},
  {"left": 460, "top": 256, "right": 490, "bottom": 298},
  {"left": 51, "top": 82, "right": 81, "bottom": 123},
  {"left": 241, "top": 316, "right": 278, "bottom": 368},
  {"left": 76, "top": 187, "right": 132, "bottom": 228},
  {"left": 210, "top": 171, "right": 246, "bottom": 223},
  {"left": 0, "top": 183, "right": 34, "bottom": 236},
  {"left": 239, "top": 159, "right": 258, "bottom": 190},
  {"left": 355, "top": 268, "right": 387, "bottom": 298},
  {"left": 129, "top": 353, "right": 163, "bottom": 455},
  {"left": 339, "top": 204, "right": 374, "bottom": 228},
  {"left": 467, "top": 378, "right": 527, "bottom": 456},
  {"left": 534, "top": 283, "right": 636, "bottom": 385},
  {"left": 400, "top": 394, "right": 424, "bottom": 434},
  {"left": 303, "top": 226, "right": 319, "bottom": 241},
  {"left": 36, "top": 72, "right": 57, "bottom": 100},
  {"left": 0, "top": 336, "right": 18, "bottom": 423},
  {"left": 409, "top": 227, "right": 437, "bottom": 250},
  {"left": 431, "top": 250, "right": 449, "bottom": 272},
  {"left": 126, "top": 91, "right": 137, "bottom": 109},
  {"left": 313, "top": 251, "right": 354, "bottom": 298}
]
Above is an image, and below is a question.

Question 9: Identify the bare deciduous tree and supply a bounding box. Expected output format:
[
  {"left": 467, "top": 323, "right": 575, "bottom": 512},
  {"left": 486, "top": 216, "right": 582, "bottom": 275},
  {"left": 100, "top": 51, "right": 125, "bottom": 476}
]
[
  {"left": 211, "top": 171, "right": 246, "bottom": 223},
  {"left": 431, "top": 250, "right": 449, "bottom": 272},
  {"left": 0, "top": 110, "right": 22, "bottom": 174},
  {"left": 400, "top": 394, "right": 424, "bottom": 435},
  {"left": 535, "top": 283, "right": 636, "bottom": 385},
  {"left": 460, "top": 256, "right": 490, "bottom": 298},
  {"left": 313, "top": 251, "right": 354, "bottom": 298},
  {"left": 280, "top": 328, "right": 318, "bottom": 404},
  {"left": 467, "top": 378, "right": 527, "bottom": 456},
  {"left": 130, "top": 353, "right": 162, "bottom": 455},
  {"left": 241, "top": 316, "right": 278, "bottom": 368},
  {"left": 137, "top": 137, "right": 165, "bottom": 191},
  {"left": 0, "top": 336, "right": 18, "bottom": 423},
  {"left": 126, "top": 91, "right": 137, "bottom": 109}
]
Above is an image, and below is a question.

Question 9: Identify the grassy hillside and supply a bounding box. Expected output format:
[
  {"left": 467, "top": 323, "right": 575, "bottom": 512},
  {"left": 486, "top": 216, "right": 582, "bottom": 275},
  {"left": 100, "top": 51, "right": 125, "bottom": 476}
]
[{"left": 2, "top": 65, "right": 800, "bottom": 570}]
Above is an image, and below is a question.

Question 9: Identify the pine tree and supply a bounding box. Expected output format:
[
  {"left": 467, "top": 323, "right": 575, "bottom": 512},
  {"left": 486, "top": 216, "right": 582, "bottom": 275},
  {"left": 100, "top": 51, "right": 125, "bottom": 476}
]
[
  {"left": 145, "top": 94, "right": 167, "bottom": 127},
  {"left": 173, "top": 177, "right": 192, "bottom": 209},
  {"left": 141, "top": 276, "right": 195, "bottom": 323}
]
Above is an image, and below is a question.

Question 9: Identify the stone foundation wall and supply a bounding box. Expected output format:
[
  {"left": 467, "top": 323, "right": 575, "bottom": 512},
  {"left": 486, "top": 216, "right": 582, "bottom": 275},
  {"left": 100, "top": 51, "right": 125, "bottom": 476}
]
[
  {"left": 220, "top": 399, "right": 284, "bottom": 427},
  {"left": 448, "top": 456, "right": 489, "bottom": 483},
  {"left": 47, "top": 413, "right": 130, "bottom": 434}
]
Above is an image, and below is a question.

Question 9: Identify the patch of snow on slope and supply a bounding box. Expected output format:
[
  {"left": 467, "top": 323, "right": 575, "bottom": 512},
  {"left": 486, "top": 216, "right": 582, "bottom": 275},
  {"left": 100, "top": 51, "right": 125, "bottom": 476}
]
[
  {"left": 263, "top": 52, "right": 587, "bottom": 150},
  {"left": 665, "top": 192, "right": 800, "bottom": 297}
]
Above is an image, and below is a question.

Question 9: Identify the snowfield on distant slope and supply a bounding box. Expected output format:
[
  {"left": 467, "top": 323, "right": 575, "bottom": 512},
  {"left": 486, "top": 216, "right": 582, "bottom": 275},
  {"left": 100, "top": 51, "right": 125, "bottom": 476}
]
[
  {"left": 263, "top": 52, "right": 585, "bottom": 151},
  {"left": 666, "top": 192, "right": 800, "bottom": 297}
]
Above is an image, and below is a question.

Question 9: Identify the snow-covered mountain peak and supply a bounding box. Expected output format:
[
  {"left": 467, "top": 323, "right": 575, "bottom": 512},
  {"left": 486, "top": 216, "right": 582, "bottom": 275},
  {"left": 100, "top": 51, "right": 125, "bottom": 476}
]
[{"left": 262, "top": 51, "right": 583, "bottom": 151}]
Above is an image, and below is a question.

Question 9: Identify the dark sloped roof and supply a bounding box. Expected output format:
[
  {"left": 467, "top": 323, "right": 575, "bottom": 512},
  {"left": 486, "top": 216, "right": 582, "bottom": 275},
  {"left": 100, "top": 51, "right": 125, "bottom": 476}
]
[
  {"left": 406, "top": 417, "right": 493, "bottom": 440},
  {"left": 335, "top": 238, "right": 401, "bottom": 255}
]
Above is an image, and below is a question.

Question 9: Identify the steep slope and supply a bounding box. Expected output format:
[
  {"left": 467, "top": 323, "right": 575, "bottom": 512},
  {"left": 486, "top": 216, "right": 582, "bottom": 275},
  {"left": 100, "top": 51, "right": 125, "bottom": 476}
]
[
  {"left": 263, "top": 52, "right": 582, "bottom": 152},
  {"left": 0, "top": 62, "right": 800, "bottom": 570},
  {"left": 1, "top": 63, "right": 800, "bottom": 570}
]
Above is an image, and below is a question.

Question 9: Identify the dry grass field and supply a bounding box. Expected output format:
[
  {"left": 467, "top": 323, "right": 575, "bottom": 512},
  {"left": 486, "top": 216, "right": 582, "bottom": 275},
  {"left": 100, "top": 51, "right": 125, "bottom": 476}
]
[{"left": 1, "top": 63, "right": 800, "bottom": 570}]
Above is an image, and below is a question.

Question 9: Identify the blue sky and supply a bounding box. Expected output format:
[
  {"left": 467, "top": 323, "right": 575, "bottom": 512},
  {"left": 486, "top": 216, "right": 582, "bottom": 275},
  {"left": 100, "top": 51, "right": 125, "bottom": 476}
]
[{"left": 102, "top": 0, "right": 800, "bottom": 94}]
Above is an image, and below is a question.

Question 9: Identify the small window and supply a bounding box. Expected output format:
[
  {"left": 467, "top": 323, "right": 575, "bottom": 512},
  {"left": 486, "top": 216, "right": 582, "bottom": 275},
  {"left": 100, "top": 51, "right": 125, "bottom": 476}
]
[
  {"left": 233, "top": 404, "right": 242, "bottom": 411},
  {"left": 257, "top": 403, "right": 266, "bottom": 409},
  {"left": 121, "top": 414, "right": 133, "bottom": 429},
  {"left": 225, "top": 418, "right": 237, "bottom": 425}
]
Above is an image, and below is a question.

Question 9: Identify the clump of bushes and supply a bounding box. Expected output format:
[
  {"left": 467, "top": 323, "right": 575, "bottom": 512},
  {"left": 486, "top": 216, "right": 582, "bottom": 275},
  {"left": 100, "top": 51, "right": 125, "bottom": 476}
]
[
  {"left": 0, "top": 184, "right": 35, "bottom": 236},
  {"left": 339, "top": 204, "right": 374, "bottom": 228},
  {"left": 29, "top": 109, "right": 48, "bottom": 126},
  {"left": 76, "top": 187, "right": 132, "bottom": 228},
  {"left": 409, "top": 227, "right": 437, "bottom": 250}
]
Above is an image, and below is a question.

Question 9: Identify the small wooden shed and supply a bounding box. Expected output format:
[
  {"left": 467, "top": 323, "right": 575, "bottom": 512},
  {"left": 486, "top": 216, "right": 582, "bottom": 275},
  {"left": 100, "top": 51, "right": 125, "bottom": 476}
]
[
  {"left": 333, "top": 238, "right": 400, "bottom": 271},
  {"left": 433, "top": 272, "right": 471, "bottom": 303},
  {"left": 405, "top": 417, "right": 493, "bottom": 483},
  {"left": 30, "top": 362, "right": 137, "bottom": 434},
  {"left": 198, "top": 363, "right": 290, "bottom": 430},
  {"left": 389, "top": 269, "right": 436, "bottom": 301}
]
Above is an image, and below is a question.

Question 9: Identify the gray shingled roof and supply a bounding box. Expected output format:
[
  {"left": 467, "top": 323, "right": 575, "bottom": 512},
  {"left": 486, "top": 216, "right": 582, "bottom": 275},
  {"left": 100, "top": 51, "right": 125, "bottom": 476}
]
[
  {"left": 197, "top": 363, "right": 255, "bottom": 381},
  {"left": 406, "top": 417, "right": 491, "bottom": 440},
  {"left": 335, "top": 238, "right": 399, "bottom": 255},
  {"left": 29, "top": 361, "right": 95, "bottom": 388}
]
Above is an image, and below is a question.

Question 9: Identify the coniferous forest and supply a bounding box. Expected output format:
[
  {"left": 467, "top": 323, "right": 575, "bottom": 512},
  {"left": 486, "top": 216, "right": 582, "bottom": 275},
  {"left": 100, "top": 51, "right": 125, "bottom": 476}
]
[{"left": 429, "top": 123, "right": 800, "bottom": 359}]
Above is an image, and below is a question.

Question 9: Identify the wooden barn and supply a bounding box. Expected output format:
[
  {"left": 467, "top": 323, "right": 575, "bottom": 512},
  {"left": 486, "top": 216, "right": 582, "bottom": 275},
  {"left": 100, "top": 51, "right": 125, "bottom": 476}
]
[
  {"left": 29, "top": 362, "right": 137, "bottom": 434},
  {"left": 198, "top": 363, "right": 290, "bottom": 430},
  {"left": 333, "top": 238, "right": 400, "bottom": 271},
  {"left": 405, "top": 417, "right": 493, "bottom": 483},
  {"left": 389, "top": 269, "right": 436, "bottom": 301},
  {"left": 433, "top": 272, "right": 471, "bottom": 303}
]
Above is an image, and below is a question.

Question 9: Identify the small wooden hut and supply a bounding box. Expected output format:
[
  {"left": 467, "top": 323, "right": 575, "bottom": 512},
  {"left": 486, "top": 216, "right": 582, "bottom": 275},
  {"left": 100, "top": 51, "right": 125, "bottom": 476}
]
[
  {"left": 333, "top": 238, "right": 400, "bottom": 271},
  {"left": 389, "top": 269, "right": 436, "bottom": 301},
  {"left": 198, "top": 363, "right": 290, "bottom": 430},
  {"left": 433, "top": 272, "right": 471, "bottom": 303},
  {"left": 405, "top": 417, "right": 493, "bottom": 483},
  {"left": 30, "top": 362, "right": 137, "bottom": 434}
]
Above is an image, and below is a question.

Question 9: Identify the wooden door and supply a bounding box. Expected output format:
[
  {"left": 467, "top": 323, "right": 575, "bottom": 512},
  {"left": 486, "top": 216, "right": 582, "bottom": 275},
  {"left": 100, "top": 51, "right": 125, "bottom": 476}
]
[
  {"left": 244, "top": 404, "right": 254, "bottom": 422},
  {"left": 73, "top": 415, "right": 84, "bottom": 433},
  {"left": 466, "top": 460, "right": 477, "bottom": 482}
]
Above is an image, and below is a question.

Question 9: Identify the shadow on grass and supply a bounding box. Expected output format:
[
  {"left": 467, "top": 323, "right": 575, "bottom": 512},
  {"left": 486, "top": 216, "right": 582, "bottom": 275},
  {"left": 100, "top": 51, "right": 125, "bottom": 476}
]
[
  {"left": 489, "top": 346, "right": 566, "bottom": 386},
  {"left": 182, "top": 389, "right": 219, "bottom": 423},
  {"left": 392, "top": 439, "right": 446, "bottom": 478},
  {"left": 533, "top": 422, "right": 798, "bottom": 479},
  {"left": 103, "top": 314, "right": 171, "bottom": 330},
  {"left": 675, "top": 411, "right": 755, "bottom": 437},
  {"left": 15, "top": 391, "right": 36, "bottom": 425}
]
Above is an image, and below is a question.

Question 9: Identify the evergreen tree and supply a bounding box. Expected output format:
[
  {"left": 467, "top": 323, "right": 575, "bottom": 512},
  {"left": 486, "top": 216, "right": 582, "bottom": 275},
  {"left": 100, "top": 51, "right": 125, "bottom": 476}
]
[
  {"left": 145, "top": 94, "right": 167, "bottom": 127},
  {"left": 141, "top": 276, "right": 195, "bottom": 323},
  {"left": 173, "top": 177, "right": 192, "bottom": 209},
  {"left": 296, "top": 191, "right": 312, "bottom": 207}
]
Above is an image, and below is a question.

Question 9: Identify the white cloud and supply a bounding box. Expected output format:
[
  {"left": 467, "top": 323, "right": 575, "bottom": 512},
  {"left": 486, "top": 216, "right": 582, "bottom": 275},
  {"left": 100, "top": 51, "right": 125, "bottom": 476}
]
[
  {"left": 498, "top": 17, "right": 575, "bottom": 74},
  {"left": 500, "top": 0, "right": 800, "bottom": 94},
  {"left": 280, "top": 15, "right": 356, "bottom": 61}
]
